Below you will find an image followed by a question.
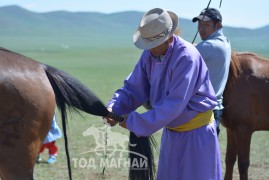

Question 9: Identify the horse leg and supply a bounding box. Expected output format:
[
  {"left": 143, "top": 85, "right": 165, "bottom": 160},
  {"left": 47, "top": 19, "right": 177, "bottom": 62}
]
[
  {"left": 235, "top": 128, "right": 252, "bottom": 180},
  {"left": 224, "top": 128, "right": 237, "bottom": 180}
]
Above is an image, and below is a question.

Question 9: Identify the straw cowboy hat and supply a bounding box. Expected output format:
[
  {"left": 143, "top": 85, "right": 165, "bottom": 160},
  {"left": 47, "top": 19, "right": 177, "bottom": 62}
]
[{"left": 133, "top": 8, "right": 178, "bottom": 50}]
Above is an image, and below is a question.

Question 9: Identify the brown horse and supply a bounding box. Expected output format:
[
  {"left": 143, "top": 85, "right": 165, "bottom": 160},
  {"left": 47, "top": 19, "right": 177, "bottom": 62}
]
[
  {"left": 0, "top": 47, "right": 156, "bottom": 180},
  {"left": 222, "top": 52, "right": 269, "bottom": 180}
]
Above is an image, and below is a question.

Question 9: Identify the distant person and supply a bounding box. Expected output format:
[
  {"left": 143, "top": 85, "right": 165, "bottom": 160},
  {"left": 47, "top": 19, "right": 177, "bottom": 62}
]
[
  {"left": 192, "top": 8, "right": 231, "bottom": 136},
  {"left": 36, "top": 114, "right": 62, "bottom": 164},
  {"left": 104, "top": 8, "right": 222, "bottom": 179}
]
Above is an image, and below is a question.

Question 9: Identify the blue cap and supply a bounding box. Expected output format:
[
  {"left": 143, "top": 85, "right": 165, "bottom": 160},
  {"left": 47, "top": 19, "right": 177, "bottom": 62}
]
[{"left": 192, "top": 8, "right": 222, "bottom": 22}]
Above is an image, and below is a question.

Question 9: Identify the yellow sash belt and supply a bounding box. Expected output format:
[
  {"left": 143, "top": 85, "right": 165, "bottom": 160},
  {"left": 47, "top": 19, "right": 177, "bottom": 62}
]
[{"left": 167, "top": 110, "right": 214, "bottom": 132}]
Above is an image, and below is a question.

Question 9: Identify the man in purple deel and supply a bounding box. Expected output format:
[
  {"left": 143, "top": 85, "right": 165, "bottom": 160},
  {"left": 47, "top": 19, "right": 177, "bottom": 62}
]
[{"left": 104, "top": 8, "right": 222, "bottom": 180}]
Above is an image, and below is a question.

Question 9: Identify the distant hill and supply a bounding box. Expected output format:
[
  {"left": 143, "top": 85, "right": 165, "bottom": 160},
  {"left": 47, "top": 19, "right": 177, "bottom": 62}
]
[{"left": 0, "top": 5, "right": 268, "bottom": 56}]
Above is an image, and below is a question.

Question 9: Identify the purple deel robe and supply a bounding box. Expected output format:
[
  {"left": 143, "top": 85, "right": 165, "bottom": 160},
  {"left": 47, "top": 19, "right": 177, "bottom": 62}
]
[{"left": 107, "top": 35, "right": 222, "bottom": 180}]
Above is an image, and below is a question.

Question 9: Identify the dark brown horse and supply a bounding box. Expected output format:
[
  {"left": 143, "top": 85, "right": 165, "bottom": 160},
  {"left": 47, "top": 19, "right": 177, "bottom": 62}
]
[
  {"left": 0, "top": 48, "right": 156, "bottom": 180},
  {"left": 222, "top": 52, "right": 269, "bottom": 180}
]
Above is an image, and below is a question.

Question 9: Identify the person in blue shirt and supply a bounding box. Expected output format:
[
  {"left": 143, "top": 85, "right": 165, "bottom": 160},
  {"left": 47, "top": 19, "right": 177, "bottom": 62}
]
[
  {"left": 36, "top": 114, "right": 62, "bottom": 164},
  {"left": 192, "top": 8, "right": 231, "bottom": 136}
]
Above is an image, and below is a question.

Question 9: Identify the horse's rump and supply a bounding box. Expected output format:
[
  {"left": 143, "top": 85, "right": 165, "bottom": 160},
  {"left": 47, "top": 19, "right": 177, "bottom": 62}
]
[{"left": 0, "top": 48, "right": 55, "bottom": 179}]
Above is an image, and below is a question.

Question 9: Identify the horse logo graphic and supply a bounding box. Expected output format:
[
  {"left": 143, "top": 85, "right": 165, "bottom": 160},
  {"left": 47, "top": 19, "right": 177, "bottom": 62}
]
[{"left": 82, "top": 124, "right": 135, "bottom": 157}]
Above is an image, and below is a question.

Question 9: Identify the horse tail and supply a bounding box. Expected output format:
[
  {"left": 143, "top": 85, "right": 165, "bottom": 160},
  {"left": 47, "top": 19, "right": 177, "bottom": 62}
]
[
  {"left": 42, "top": 63, "right": 157, "bottom": 180},
  {"left": 42, "top": 64, "right": 117, "bottom": 180},
  {"left": 129, "top": 132, "right": 158, "bottom": 180}
]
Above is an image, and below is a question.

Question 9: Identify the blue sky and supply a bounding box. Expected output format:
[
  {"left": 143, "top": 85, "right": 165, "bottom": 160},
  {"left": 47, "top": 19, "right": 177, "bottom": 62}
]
[{"left": 0, "top": 0, "right": 268, "bottom": 29}]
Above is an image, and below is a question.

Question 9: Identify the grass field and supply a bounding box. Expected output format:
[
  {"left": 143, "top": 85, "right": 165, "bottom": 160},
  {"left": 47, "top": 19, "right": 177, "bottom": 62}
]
[{"left": 4, "top": 42, "right": 269, "bottom": 180}]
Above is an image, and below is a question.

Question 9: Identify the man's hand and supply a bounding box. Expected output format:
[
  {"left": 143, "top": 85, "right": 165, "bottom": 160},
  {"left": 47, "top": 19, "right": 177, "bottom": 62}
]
[
  {"left": 119, "top": 114, "right": 128, "bottom": 129},
  {"left": 103, "top": 108, "right": 118, "bottom": 127},
  {"left": 103, "top": 117, "right": 118, "bottom": 127}
]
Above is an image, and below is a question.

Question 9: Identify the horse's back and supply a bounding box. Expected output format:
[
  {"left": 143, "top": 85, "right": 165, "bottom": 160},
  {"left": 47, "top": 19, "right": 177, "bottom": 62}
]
[
  {"left": 239, "top": 52, "right": 269, "bottom": 77},
  {"left": 222, "top": 52, "right": 269, "bottom": 130},
  {"left": 0, "top": 48, "right": 55, "bottom": 179}
]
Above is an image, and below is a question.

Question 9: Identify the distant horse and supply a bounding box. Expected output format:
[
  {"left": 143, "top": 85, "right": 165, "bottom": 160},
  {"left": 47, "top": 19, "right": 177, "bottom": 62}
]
[
  {"left": 222, "top": 52, "right": 269, "bottom": 180},
  {"left": 0, "top": 48, "right": 156, "bottom": 180}
]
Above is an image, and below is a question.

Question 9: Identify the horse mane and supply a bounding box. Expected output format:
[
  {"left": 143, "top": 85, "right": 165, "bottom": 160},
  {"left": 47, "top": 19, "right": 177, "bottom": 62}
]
[{"left": 225, "top": 51, "right": 241, "bottom": 91}]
